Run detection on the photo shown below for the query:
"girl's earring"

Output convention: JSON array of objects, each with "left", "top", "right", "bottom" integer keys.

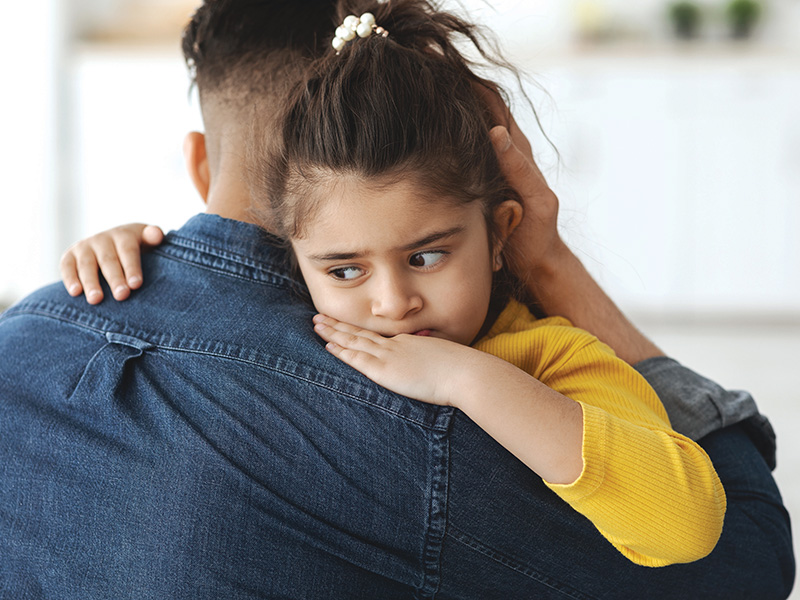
[{"left": 493, "top": 253, "right": 504, "bottom": 271}]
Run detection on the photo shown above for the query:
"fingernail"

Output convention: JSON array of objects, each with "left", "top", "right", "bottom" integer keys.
[
  {"left": 114, "top": 285, "right": 128, "bottom": 297},
  {"left": 88, "top": 290, "right": 102, "bottom": 302},
  {"left": 68, "top": 283, "right": 81, "bottom": 295},
  {"left": 128, "top": 276, "right": 142, "bottom": 287}
]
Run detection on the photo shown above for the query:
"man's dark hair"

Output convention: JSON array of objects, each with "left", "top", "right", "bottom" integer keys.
[{"left": 181, "top": 0, "right": 338, "bottom": 100}]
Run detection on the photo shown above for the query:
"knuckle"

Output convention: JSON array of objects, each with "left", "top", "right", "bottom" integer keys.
[
  {"left": 116, "top": 237, "right": 138, "bottom": 250},
  {"left": 87, "top": 234, "right": 106, "bottom": 245},
  {"left": 76, "top": 256, "right": 96, "bottom": 269},
  {"left": 97, "top": 252, "right": 118, "bottom": 265}
]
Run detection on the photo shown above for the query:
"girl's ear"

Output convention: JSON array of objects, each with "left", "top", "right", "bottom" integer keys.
[
  {"left": 491, "top": 200, "right": 523, "bottom": 271},
  {"left": 183, "top": 131, "right": 210, "bottom": 203}
]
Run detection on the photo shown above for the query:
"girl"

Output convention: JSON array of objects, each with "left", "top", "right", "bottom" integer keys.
[{"left": 61, "top": 0, "right": 724, "bottom": 567}]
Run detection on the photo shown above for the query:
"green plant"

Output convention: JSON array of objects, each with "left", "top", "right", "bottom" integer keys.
[
  {"left": 668, "top": 1, "right": 703, "bottom": 39},
  {"left": 726, "top": 0, "right": 762, "bottom": 37}
]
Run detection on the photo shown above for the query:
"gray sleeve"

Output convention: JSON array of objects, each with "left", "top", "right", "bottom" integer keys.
[{"left": 634, "top": 356, "right": 776, "bottom": 469}]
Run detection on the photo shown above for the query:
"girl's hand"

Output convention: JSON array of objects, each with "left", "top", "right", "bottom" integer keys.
[
  {"left": 60, "top": 224, "right": 164, "bottom": 304},
  {"left": 312, "top": 314, "right": 474, "bottom": 407},
  {"left": 313, "top": 312, "right": 584, "bottom": 485}
]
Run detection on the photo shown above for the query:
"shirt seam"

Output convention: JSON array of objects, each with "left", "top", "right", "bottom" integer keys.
[
  {"left": 151, "top": 247, "right": 293, "bottom": 287},
  {"left": 1, "top": 305, "right": 450, "bottom": 432},
  {"left": 446, "top": 525, "right": 599, "bottom": 600},
  {"left": 158, "top": 230, "right": 295, "bottom": 280}
]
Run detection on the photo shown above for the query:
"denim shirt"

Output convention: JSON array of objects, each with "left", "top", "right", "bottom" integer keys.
[
  {"left": 0, "top": 214, "right": 458, "bottom": 598},
  {"left": 0, "top": 214, "right": 791, "bottom": 600}
]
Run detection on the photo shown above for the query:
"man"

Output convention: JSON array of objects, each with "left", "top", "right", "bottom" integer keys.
[{"left": 0, "top": 1, "right": 793, "bottom": 598}]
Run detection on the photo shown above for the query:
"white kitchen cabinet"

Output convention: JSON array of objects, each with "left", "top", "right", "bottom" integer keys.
[
  {"left": 518, "top": 50, "right": 800, "bottom": 316},
  {"left": 68, "top": 44, "right": 800, "bottom": 317}
]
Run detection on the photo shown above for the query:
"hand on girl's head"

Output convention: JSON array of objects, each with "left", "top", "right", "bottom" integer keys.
[
  {"left": 60, "top": 223, "right": 164, "bottom": 304},
  {"left": 488, "top": 122, "right": 561, "bottom": 280},
  {"left": 474, "top": 82, "right": 535, "bottom": 161},
  {"left": 477, "top": 84, "right": 562, "bottom": 278}
]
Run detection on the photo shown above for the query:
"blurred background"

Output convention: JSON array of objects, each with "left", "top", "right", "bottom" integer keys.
[{"left": 1, "top": 0, "right": 798, "bottom": 588}]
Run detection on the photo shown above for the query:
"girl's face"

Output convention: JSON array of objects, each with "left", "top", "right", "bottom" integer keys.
[{"left": 291, "top": 177, "right": 512, "bottom": 346}]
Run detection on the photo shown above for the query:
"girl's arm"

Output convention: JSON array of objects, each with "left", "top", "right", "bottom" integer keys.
[
  {"left": 60, "top": 224, "right": 164, "bottom": 304},
  {"left": 314, "top": 313, "right": 725, "bottom": 567},
  {"left": 313, "top": 314, "right": 584, "bottom": 485}
]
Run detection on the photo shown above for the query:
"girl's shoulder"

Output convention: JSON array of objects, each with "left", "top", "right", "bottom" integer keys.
[
  {"left": 475, "top": 300, "right": 618, "bottom": 383},
  {"left": 476, "top": 299, "right": 609, "bottom": 366},
  {"left": 482, "top": 299, "right": 589, "bottom": 341}
]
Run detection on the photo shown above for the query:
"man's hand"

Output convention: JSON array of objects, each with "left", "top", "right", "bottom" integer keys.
[
  {"left": 479, "top": 84, "right": 565, "bottom": 287},
  {"left": 489, "top": 124, "right": 565, "bottom": 285},
  {"left": 483, "top": 88, "right": 662, "bottom": 364}
]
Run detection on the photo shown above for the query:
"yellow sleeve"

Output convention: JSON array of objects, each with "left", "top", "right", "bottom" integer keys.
[
  {"left": 476, "top": 311, "right": 726, "bottom": 567},
  {"left": 540, "top": 330, "right": 725, "bottom": 567}
]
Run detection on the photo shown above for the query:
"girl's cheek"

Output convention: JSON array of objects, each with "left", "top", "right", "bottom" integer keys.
[{"left": 315, "top": 292, "right": 362, "bottom": 325}]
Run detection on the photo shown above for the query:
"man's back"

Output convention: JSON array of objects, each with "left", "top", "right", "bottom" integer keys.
[
  {"left": 0, "top": 214, "right": 454, "bottom": 598},
  {"left": 1, "top": 214, "right": 793, "bottom": 599}
]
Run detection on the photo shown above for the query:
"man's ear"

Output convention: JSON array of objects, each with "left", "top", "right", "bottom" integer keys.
[
  {"left": 492, "top": 200, "right": 523, "bottom": 271},
  {"left": 183, "top": 131, "right": 210, "bottom": 203}
]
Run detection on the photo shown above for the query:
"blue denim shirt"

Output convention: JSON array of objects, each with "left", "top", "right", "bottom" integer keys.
[{"left": 0, "top": 214, "right": 792, "bottom": 599}]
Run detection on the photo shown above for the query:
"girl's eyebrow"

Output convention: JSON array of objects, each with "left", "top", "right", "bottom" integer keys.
[
  {"left": 308, "top": 225, "right": 466, "bottom": 262},
  {"left": 398, "top": 225, "right": 465, "bottom": 252},
  {"left": 309, "top": 250, "right": 363, "bottom": 261}
]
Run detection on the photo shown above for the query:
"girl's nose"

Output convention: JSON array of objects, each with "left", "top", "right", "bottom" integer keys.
[{"left": 370, "top": 273, "right": 423, "bottom": 321}]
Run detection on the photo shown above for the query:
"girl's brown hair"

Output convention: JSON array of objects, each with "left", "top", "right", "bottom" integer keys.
[{"left": 255, "top": 0, "right": 527, "bottom": 249}]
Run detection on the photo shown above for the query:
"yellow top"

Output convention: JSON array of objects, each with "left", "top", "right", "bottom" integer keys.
[{"left": 474, "top": 300, "right": 726, "bottom": 567}]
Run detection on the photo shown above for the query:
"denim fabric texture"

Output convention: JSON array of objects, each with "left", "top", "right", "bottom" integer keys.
[{"left": 0, "top": 214, "right": 794, "bottom": 599}]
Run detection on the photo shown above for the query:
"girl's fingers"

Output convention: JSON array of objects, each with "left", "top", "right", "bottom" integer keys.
[
  {"left": 141, "top": 224, "right": 165, "bottom": 247},
  {"left": 59, "top": 223, "right": 163, "bottom": 303},
  {"left": 112, "top": 223, "right": 163, "bottom": 290},
  {"left": 322, "top": 340, "right": 372, "bottom": 366},
  {"left": 313, "top": 315, "right": 383, "bottom": 340},
  {"left": 73, "top": 247, "right": 104, "bottom": 304},
  {"left": 114, "top": 233, "right": 145, "bottom": 289},
  {"left": 59, "top": 252, "right": 83, "bottom": 297},
  {"left": 313, "top": 322, "right": 378, "bottom": 353},
  {"left": 314, "top": 323, "right": 380, "bottom": 373},
  {"left": 312, "top": 315, "right": 387, "bottom": 350},
  {"left": 89, "top": 237, "right": 130, "bottom": 301}
]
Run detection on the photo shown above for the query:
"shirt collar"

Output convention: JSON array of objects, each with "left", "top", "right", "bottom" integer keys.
[{"left": 166, "top": 213, "right": 298, "bottom": 283}]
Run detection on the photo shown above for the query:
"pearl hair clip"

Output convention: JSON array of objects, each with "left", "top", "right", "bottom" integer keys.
[{"left": 332, "top": 12, "right": 389, "bottom": 53}]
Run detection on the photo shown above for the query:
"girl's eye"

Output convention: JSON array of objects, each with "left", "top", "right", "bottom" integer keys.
[
  {"left": 409, "top": 250, "right": 447, "bottom": 269},
  {"left": 328, "top": 266, "right": 364, "bottom": 281}
]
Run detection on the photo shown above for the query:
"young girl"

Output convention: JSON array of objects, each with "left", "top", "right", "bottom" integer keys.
[{"left": 61, "top": 0, "right": 724, "bottom": 567}]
